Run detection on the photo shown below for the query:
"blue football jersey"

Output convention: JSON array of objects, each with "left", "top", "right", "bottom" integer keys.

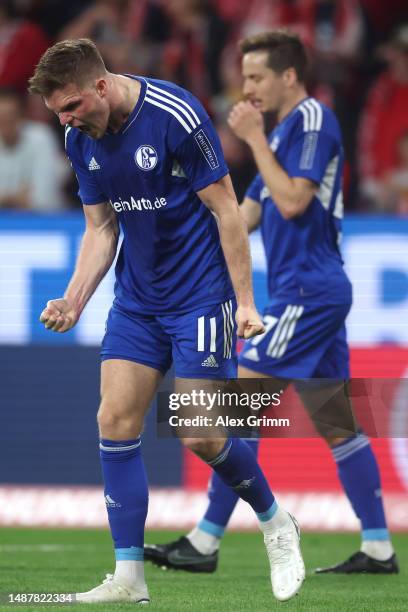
[
  {"left": 65, "top": 76, "right": 234, "bottom": 314},
  {"left": 246, "top": 97, "right": 352, "bottom": 304}
]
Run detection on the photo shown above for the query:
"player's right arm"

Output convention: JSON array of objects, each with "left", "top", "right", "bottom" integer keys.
[
  {"left": 40, "top": 202, "right": 119, "bottom": 332},
  {"left": 240, "top": 197, "right": 262, "bottom": 233},
  {"left": 229, "top": 102, "right": 317, "bottom": 219}
]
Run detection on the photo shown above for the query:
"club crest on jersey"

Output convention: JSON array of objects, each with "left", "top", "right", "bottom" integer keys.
[{"left": 135, "top": 145, "right": 158, "bottom": 170}]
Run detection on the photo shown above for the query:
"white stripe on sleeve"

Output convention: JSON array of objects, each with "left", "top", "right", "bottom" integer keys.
[
  {"left": 299, "top": 104, "right": 310, "bottom": 132},
  {"left": 309, "top": 98, "right": 323, "bottom": 131},
  {"left": 146, "top": 87, "right": 198, "bottom": 130},
  {"left": 145, "top": 96, "right": 193, "bottom": 133},
  {"left": 147, "top": 83, "right": 201, "bottom": 125},
  {"left": 304, "top": 100, "right": 317, "bottom": 131}
]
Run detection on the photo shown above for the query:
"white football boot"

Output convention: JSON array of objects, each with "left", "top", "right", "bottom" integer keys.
[
  {"left": 76, "top": 574, "right": 150, "bottom": 604},
  {"left": 264, "top": 513, "right": 305, "bottom": 601}
]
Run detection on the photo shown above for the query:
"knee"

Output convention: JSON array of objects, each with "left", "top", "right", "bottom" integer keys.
[
  {"left": 97, "top": 401, "right": 143, "bottom": 439},
  {"left": 181, "top": 437, "right": 225, "bottom": 460},
  {"left": 97, "top": 404, "right": 120, "bottom": 431}
]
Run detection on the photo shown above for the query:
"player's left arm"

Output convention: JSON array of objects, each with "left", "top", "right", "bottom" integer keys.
[
  {"left": 167, "top": 96, "right": 264, "bottom": 339},
  {"left": 197, "top": 175, "right": 264, "bottom": 339},
  {"left": 228, "top": 101, "right": 317, "bottom": 220}
]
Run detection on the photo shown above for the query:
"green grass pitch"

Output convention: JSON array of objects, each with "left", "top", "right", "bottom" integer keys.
[{"left": 0, "top": 529, "right": 407, "bottom": 611}]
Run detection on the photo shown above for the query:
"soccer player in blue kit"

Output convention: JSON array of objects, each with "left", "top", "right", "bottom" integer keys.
[
  {"left": 29, "top": 38, "right": 305, "bottom": 603},
  {"left": 145, "top": 31, "right": 399, "bottom": 576}
]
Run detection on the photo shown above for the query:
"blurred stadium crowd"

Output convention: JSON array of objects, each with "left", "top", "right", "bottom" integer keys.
[{"left": 0, "top": 0, "right": 408, "bottom": 213}]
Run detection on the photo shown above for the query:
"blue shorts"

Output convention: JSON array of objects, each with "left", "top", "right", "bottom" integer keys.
[
  {"left": 238, "top": 300, "right": 351, "bottom": 379},
  {"left": 101, "top": 299, "right": 237, "bottom": 379}
]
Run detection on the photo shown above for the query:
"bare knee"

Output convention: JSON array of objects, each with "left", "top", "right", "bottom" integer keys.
[
  {"left": 97, "top": 401, "right": 143, "bottom": 440},
  {"left": 98, "top": 359, "right": 161, "bottom": 440},
  {"left": 181, "top": 437, "right": 225, "bottom": 461}
]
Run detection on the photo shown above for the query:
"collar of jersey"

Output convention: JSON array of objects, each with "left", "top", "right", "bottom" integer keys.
[
  {"left": 278, "top": 95, "right": 311, "bottom": 127},
  {"left": 119, "top": 75, "right": 147, "bottom": 133}
]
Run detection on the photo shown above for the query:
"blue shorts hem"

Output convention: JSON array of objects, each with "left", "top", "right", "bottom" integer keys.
[
  {"left": 100, "top": 353, "right": 169, "bottom": 375},
  {"left": 238, "top": 355, "right": 348, "bottom": 379},
  {"left": 238, "top": 357, "right": 286, "bottom": 378},
  {"left": 175, "top": 370, "right": 237, "bottom": 380}
]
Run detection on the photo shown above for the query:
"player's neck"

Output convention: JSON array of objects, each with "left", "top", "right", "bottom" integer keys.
[
  {"left": 277, "top": 88, "right": 308, "bottom": 123},
  {"left": 108, "top": 74, "right": 141, "bottom": 133}
]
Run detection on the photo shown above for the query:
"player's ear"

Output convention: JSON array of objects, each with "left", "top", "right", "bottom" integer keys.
[
  {"left": 282, "top": 67, "right": 297, "bottom": 88},
  {"left": 95, "top": 78, "right": 108, "bottom": 98}
]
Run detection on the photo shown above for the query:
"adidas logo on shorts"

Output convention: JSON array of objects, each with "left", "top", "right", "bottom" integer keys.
[{"left": 201, "top": 355, "right": 219, "bottom": 367}]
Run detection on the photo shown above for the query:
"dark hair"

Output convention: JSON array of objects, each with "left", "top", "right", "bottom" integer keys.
[
  {"left": 239, "top": 30, "right": 307, "bottom": 82},
  {"left": 28, "top": 38, "right": 107, "bottom": 97}
]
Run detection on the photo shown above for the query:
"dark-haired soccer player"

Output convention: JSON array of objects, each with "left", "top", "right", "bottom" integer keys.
[
  {"left": 145, "top": 30, "right": 398, "bottom": 576},
  {"left": 31, "top": 38, "right": 305, "bottom": 603}
]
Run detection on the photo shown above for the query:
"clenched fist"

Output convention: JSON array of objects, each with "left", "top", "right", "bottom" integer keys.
[
  {"left": 236, "top": 304, "right": 265, "bottom": 339},
  {"left": 39, "top": 298, "right": 79, "bottom": 333},
  {"left": 228, "top": 101, "right": 264, "bottom": 145}
]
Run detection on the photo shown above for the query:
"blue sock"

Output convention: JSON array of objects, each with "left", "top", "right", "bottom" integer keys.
[
  {"left": 207, "top": 438, "right": 276, "bottom": 521},
  {"left": 199, "top": 439, "right": 260, "bottom": 537},
  {"left": 100, "top": 438, "right": 148, "bottom": 561},
  {"left": 332, "top": 433, "right": 389, "bottom": 541}
]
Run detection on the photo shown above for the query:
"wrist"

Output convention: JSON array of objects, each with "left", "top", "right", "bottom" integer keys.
[
  {"left": 246, "top": 130, "right": 268, "bottom": 151},
  {"left": 236, "top": 295, "right": 256, "bottom": 309},
  {"left": 63, "top": 293, "right": 82, "bottom": 318}
]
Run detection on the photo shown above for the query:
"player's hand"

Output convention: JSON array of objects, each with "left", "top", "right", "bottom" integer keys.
[
  {"left": 39, "top": 298, "right": 79, "bottom": 333},
  {"left": 236, "top": 305, "right": 265, "bottom": 339},
  {"left": 228, "top": 101, "right": 264, "bottom": 144}
]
